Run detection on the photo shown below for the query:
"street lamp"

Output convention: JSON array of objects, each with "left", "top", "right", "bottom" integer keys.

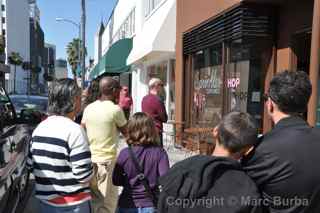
[{"left": 56, "top": 17, "right": 82, "bottom": 85}]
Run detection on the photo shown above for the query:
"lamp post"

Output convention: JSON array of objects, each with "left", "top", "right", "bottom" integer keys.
[
  {"left": 56, "top": 18, "right": 82, "bottom": 85},
  {"left": 81, "top": 0, "right": 86, "bottom": 89}
]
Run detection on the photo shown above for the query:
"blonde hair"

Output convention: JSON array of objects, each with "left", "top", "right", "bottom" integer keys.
[{"left": 126, "top": 112, "right": 159, "bottom": 146}]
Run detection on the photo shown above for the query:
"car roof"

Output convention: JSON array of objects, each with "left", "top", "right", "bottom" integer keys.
[{"left": 9, "top": 95, "right": 48, "bottom": 100}]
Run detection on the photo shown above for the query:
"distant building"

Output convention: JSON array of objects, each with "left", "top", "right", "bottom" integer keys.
[
  {"left": 29, "top": 0, "right": 40, "bottom": 23},
  {"left": 1, "top": 0, "right": 31, "bottom": 94},
  {"left": 29, "top": 16, "right": 44, "bottom": 94},
  {"left": 44, "top": 43, "right": 56, "bottom": 79},
  {"left": 55, "top": 59, "right": 68, "bottom": 79}
]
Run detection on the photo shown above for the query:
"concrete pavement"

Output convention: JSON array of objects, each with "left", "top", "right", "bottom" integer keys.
[{"left": 20, "top": 137, "right": 192, "bottom": 213}]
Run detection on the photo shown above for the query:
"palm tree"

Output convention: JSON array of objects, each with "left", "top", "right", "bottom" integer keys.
[
  {"left": 66, "top": 38, "right": 86, "bottom": 83},
  {"left": 8, "top": 52, "right": 23, "bottom": 94}
]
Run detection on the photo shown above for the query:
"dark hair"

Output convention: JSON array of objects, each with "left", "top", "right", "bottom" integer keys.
[
  {"left": 84, "top": 78, "right": 100, "bottom": 107},
  {"left": 126, "top": 112, "right": 159, "bottom": 146},
  {"left": 48, "top": 78, "right": 81, "bottom": 116},
  {"left": 99, "top": 77, "right": 121, "bottom": 96},
  {"left": 269, "top": 70, "right": 312, "bottom": 114},
  {"left": 217, "top": 112, "right": 258, "bottom": 153}
]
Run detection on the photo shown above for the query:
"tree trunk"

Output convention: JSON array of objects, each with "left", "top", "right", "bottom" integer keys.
[{"left": 73, "top": 70, "right": 78, "bottom": 86}]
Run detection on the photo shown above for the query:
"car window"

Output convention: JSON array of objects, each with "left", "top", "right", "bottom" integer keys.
[
  {"left": 0, "top": 87, "right": 9, "bottom": 102},
  {"left": 10, "top": 97, "right": 48, "bottom": 113}
]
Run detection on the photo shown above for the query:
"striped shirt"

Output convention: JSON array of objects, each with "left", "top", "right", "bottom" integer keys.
[{"left": 27, "top": 115, "right": 93, "bottom": 207}]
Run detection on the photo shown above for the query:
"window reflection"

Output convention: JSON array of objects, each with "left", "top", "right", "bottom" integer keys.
[
  {"left": 192, "top": 45, "right": 223, "bottom": 128},
  {"left": 226, "top": 41, "right": 265, "bottom": 129}
]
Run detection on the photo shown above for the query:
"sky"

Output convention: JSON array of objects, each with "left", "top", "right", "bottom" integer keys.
[{"left": 37, "top": 0, "right": 117, "bottom": 63}]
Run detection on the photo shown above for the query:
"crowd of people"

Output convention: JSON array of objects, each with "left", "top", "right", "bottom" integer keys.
[{"left": 26, "top": 70, "right": 320, "bottom": 213}]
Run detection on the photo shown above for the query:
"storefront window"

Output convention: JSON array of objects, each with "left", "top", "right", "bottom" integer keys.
[
  {"left": 147, "top": 60, "right": 175, "bottom": 120},
  {"left": 192, "top": 45, "right": 223, "bottom": 128},
  {"left": 225, "top": 40, "right": 265, "bottom": 129},
  {"left": 147, "top": 62, "right": 167, "bottom": 102}
]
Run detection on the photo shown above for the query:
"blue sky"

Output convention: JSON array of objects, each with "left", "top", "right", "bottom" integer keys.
[{"left": 38, "top": 0, "right": 117, "bottom": 62}]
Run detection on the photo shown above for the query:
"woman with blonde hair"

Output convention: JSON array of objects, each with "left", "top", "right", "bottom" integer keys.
[{"left": 113, "top": 112, "right": 169, "bottom": 213}]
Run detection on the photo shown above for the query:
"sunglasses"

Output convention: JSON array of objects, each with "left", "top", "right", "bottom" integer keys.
[
  {"left": 263, "top": 94, "right": 270, "bottom": 102},
  {"left": 263, "top": 93, "right": 276, "bottom": 102}
]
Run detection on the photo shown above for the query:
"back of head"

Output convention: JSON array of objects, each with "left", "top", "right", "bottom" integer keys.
[
  {"left": 148, "top": 78, "right": 163, "bottom": 90},
  {"left": 269, "top": 70, "right": 312, "bottom": 114},
  {"left": 217, "top": 112, "right": 258, "bottom": 154},
  {"left": 48, "top": 78, "right": 81, "bottom": 116},
  {"left": 99, "top": 77, "right": 121, "bottom": 96},
  {"left": 126, "top": 112, "right": 159, "bottom": 146}
]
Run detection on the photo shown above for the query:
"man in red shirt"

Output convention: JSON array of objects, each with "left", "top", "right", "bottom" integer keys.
[
  {"left": 119, "top": 86, "right": 133, "bottom": 120},
  {"left": 142, "top": 78, "right": 168, "bottom": 146}
]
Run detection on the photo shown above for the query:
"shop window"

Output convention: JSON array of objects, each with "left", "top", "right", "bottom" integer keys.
[
  {"left": 192, "top": 45, "right": 223, "bottom": 128},
  {"left": 147, "top": 62, "right": 167, "bottom": 102},
  {"left": 225, "top": 40, "right": 266, "bottom": 129}
]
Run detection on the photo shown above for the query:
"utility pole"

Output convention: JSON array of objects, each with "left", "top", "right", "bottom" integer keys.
[{"left": 81, "top": 0, "right": 86, "bottom": 89}]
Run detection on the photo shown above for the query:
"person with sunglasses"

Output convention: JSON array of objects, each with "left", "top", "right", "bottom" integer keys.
[
  {"left": 242, "top": 70, "right": 320, "bottom": 213},
  {"left": 119, "top": 86, "right": 133, "bottom": 120}
]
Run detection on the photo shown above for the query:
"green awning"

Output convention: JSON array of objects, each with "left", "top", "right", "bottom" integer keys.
[{"left": 89, "top": 38, "right": 133, "bottom": 80}]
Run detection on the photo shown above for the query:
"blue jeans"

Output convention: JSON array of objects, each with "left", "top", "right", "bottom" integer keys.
[
  {"left": 117, "top": 207, "right": 155, "bottom": 213},
  {"left": 39, "top": 200, "right": 91, "bottom": 213}
]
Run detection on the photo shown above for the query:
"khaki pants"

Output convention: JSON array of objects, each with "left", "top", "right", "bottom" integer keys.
[{"left": 90, "top": 160, "right": 118, "bottom": 213}]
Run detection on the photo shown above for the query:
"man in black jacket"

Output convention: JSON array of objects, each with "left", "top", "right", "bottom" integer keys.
[
  {"left": 242, "top": 70, "right": 320, "bottom": 213},
  {"left": 158, "top": 112, "right": 262, "bottom": 213}
]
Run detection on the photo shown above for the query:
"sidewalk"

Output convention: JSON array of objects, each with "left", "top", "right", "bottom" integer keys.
[{"left": 22, "top": 138, "right": 191, "bottom": 213}]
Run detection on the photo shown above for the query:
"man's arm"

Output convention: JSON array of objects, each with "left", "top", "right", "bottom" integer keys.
[
  {"left": 114, "top": 107, "right": 128, "bottom": 136},
  {"left": 80, "top": 108, "right": 87, "bottom": 131},
  {"left": 81, "top": 123, "right": 86, "bottom": 131}
]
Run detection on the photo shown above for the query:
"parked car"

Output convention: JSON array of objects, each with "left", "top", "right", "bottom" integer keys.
[
  {"left": 0, "top": 88, "right": 32, "bottom": 213},
  {"left": 9, "top": 95, "right": 48, "bottom": 124}
]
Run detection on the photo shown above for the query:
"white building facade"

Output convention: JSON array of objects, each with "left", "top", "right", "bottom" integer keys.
[
  {"left": 94, "top": 0, "right": 176, "bottom": 120},
  {"left": 2, "top": 0, "right": 30, "bottom": 94}
]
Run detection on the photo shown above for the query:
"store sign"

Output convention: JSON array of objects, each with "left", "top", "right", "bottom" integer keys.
[
  {"left": 227, "top": 77, "right": 240, "bottom": 88},
  {"left": 195, "top": 67, "right": 221, "bottom": 94}
]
